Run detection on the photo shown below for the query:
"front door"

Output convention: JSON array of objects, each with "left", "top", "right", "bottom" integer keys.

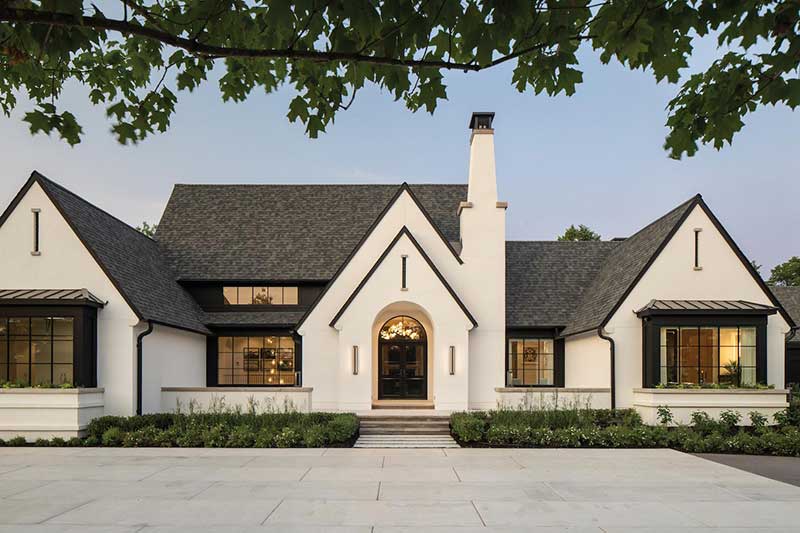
[{"left": 378, "top": 342, "right": 427, "bottom": 399}]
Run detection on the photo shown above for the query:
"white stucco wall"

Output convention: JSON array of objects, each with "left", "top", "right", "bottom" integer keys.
[
  {"left": 564, "top": 331, "right": 611, "bottom": 389},
  {"left": 333, "top": 234, "right": 473, "bottom": 411},
  {"left": 606, "top": 204, "right": 791, "bottom": 408},
  {"left": 0, "top": 181, "right": 140, "bottom": 415},
  {"left": 141, "top": 323, "right": 206, "bottom": 414}
]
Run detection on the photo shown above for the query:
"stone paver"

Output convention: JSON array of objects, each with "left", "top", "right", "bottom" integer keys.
[{"left": 0, "top": 448, "right": 798, "bottom": 531}]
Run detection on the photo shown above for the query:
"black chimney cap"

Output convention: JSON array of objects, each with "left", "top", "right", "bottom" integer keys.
[{"left": 469, "top": 112, "right": 495, "bottom": 130}]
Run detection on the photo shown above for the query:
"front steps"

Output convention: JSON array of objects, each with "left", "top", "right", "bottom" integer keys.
[{"left": 354, "top": 413, "right": 459, "bottom": 448}]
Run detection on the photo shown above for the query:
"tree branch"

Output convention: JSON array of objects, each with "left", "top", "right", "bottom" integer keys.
[{"left": 0, "top": 7, "right": 591, "bottom": 72}]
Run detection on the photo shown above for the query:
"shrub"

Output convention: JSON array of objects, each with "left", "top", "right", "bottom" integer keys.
[
  {"left": 450, "top": 413, "right": 486, "bottom": 443},
  {"left": 274, "top": 427, "right": 301, "bottom": 448},
  {"left": 719, "top": 410, "right": 742, "bottom": 434},
  {"left": 255, "top": 428, "right": 277, "bottom": 447},
  {"left": 49, "top": 437, "right": 67, "bottom": 447},
  {"left": 101, "top": 427, "right": 123, "bottom": 447},
  {"left": 656, "top": 406, "right": 674, "bottom": 426},
  {"left": 226, "top": 425, "right": 256, "bottom": 448},
  {"left": 749, "top": 411, "right": 768, "bottom": 430},
  {"left": 303, "top": 425, "right": 327, "bottom": 448},
  {"left": 7, "top": 436, "right": 26, "bottom": 447},
  {"left": 122, "top": 426, "right": 165, "bottom": 447}
]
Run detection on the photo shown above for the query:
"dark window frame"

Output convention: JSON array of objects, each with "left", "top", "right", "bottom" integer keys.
[
  {"left": 694, "top": 228, "right": 701, "bottom": 268},
  {"left": 505, "top": 328, "right": 565, "bottom": 387},
  {"left": 401, "top": 255, "right": 408, "bottom": 290},
  {"left": 0, "top": 306, "right": 97, "bottom": 387},
  {"left": 32, "top": 209, "right": 40, "bottom": 255},
  {"left": 207, "top": 328, "right": 302, "bottom": 387},
  {"left": 221, "top": 285, "right": 300, "bottom": 307},
  {"left": 642, "top": 315, "right": 767, "bottom": 388}
]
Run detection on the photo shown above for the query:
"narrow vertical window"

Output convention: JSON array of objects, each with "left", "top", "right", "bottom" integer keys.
[
  {"left": 401, "top": 255, "right": 408, "bottom": 290},
  {"left": 693, "top": 228, "right": 702, "bottom": 270},
  {"left": 31, "top": 208, "right": 41, "bottom": 255}
]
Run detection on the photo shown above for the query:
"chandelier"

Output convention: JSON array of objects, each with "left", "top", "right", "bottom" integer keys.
[{"left": 380, "top": 316, "right": 423, "bottom": 340}]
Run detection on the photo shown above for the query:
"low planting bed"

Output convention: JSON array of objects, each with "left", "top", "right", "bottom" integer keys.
[
  {"left": 0, "top": 411, "right": 359, "bottom": 448},
  {"left": 451, "top": 400, "right": 800, "bottom": 456}
]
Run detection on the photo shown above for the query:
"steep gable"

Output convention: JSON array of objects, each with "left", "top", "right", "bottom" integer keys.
[{"left": 0, "top": 172, "right": 209, "bottom": 335}]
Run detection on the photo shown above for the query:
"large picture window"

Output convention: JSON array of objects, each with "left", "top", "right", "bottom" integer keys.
[
  {"left": 0, "top": 317, "right": 74, "bottom": 386},
  {"left": 660, "top": 326, "right": 757, "bottom": 386},
  {"left": 507, "top": 338, "right": 554, "bottom": 386},
  {"left": 217, "top": 335, "right": 297, "bottom": 385}
]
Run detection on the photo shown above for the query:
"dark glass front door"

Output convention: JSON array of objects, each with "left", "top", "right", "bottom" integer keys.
[{"left": 378, "top": 342, "right": 427, "bottom": 399}]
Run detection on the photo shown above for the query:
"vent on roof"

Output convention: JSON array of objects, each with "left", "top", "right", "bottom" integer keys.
[{"left": 611, "top": 237, "right": 627, "bottom": 241}]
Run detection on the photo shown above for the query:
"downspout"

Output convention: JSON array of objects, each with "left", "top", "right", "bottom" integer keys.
[
  {"left": 136, "top": 321, "right": 154, "bottom": 416},
  {"left": 598, "top": 327, "right": 616, "bottom": 409}
]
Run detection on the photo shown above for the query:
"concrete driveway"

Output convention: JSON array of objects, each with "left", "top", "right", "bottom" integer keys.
[{"left": 0, "top": 447, "right": 798, "bottom": 532}]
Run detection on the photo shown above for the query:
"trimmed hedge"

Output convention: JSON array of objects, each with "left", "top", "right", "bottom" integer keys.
[
  {"left": 0, "top": 412, "right": 359, "bottom": 448},
  {"left": 451, "top": 403, "right": 800, "bottom": 456}
]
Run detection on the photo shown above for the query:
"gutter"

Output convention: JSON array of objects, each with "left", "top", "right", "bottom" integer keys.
[
  {"left": 598, "top": 327, "right": 616, "bottom": 409},
  {"left": 136, "top": 321, "right": 154, "bottom": 416}
]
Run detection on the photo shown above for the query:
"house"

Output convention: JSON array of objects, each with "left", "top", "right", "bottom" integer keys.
[
  {"left": 0, "top": 112, "right": 796, "bottom": 437},
  {"left": 773, "top": 286, "right": 800, "bottom": 387}
]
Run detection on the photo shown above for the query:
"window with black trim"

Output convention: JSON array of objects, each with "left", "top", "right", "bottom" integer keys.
[
  {"left": 217, "top": 335, "right": 297, "bottom": 385},
  {"left": 222, "top": 286, "right": 299, "bottom": 305},
  {"left": 660, "top": 326, "right": 757, "bottom": 386},
  {"left": 0, "top": 317, "right": 73, "bottom": 385},
  {"left": 507, "top": 338, "right": 555, "bottom": 386}
]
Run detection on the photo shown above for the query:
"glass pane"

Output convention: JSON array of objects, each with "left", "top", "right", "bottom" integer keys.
[
  {"left": 31, "top": 364, "right": 51, "bottom": 386},
  {"left": 52, "top": 364, "right": 72, "bottom": 385},
  {"left": 720, "top": 346, "right": 738, "bottom": 374},
  {"left": 253, "top": 287, "right": 270, "bottom": 304},
  {"left": 279, "top": 336, "right": 294, "bottom": 350},
  {"left": 223, "top": 287, "right": 237, "bottom": 305},
  {"left": 699, "top": 345, "right": 718, "bottom": 370},
  {"left": 0, "top": 335, "right": 6, "bottom": 364},
  {"left": 540, "top": 339, "right": 554, "bottom": 355},
  {"left": 740, "top": 327, "right": 756, "bottom": 347},
  {"left": 268, "top": 287, "right": 283, "bottom": 305},
  {"left": 9, "top": 318, "right": 29, "bottom": 336},
  {"left": 31, "top": 338, "right": 52, "bottom": 363},
  {"left": 218, "top": 337, "right": 232, "bottom": 353},
  {"left": 700, "top": 366, "right": 719, "bottom": 384},
  {"left": 9, "top": 364, "right": 29, "bottom": 384},
  {"left": 283, "top": 287, "right": 298, "bottom": 305},
  {"left": 218, "top": 352, "right": 232, "bottom": 369},
  {"left": 741, "top": 366, "right": 757, "bottom": 386},
  {"left": 0, "top": 365, "right": 6, "bottom": 382},
  {"left": 680, "top": 327, "right": 699, "bottom": 347},
  {"left": 0, "top": 318, "right": 7, "bottom": 337},
  {"left": 539, "top": 369, "right": 554, "bottom": 385},
  {"left": 238, "top": 287, "right": 253, "bottom": 305},
  {"left": 379, "top": 316, "right": 426, "bottom": 341},
  {"left": 52, "top": 317, "right": 73, "bottom": 337},
  {"left": 740, "top": 346, "right": 756, "bottom": 367},
  {"left": 719, "top": 328, "right": 738, "bottom": 347},
  {"left": 248, "top": 337, "right": 264, "bottom": 349},
  {"left": 233, "top": 337, "right": 247, "bottom": 353},
  {"left": 218, "top": 369, "right": 232, "bottom": 384},
  {"left": 10, "top": 340, "right": 29, "bottom": 363},
  {"left": 680, "top": 345, "right": 698, "bottom": 369},
  {"left": 31, "top": 317, "right": 52, "bottom": 336},
  {"left": 699, "top": 327, "right": 717, "bottom": 347}
]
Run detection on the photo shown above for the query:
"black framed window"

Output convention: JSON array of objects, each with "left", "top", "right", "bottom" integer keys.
[
  {"left": 223, "top": 286, "right": 299, "bottom": 305},
  {"left": 660, "top": 326, "right": 757, "bottom": 386},
  {"left": 0, "top": 316, "right": 74, "bottom": 386},
  {"left": 505, "top": 331, "right": 565, "bottom": 387},
  {"left": 643, "top": 316, "right": 767, "bottom": 387},
  {"left": 217, "top": 335, "right": 297, "bottom": 386}
]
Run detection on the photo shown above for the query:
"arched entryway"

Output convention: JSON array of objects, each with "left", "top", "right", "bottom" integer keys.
[{"left": 377, "top": 315, "right": 427, "bottom": 399}]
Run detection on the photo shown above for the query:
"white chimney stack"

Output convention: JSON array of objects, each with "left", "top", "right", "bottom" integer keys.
[{"left": 466, "top": 112, "right": 497, "bottom": 205}]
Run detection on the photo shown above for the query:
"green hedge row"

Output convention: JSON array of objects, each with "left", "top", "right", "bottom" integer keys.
[
  {"left": 0, "top": 412, "right": 359, "bottom": 448},
  {"left": 451, "top": 404, "right": 800, "bottom": 456}
]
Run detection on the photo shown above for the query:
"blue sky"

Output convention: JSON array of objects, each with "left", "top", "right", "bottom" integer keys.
[{"left": 2, "top": 38, "right": 798, "bottom": 273}]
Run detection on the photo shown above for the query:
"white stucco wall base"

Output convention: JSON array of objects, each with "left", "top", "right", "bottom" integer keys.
[
  {"left": 495, "top": 388, "right": 612, "bottom": 410},
  {"left": 141, "top": 324, "right": 206, "bottom": 414},
  {"left": 161, "top": 387, "right": 313, "bottom": 413},
  {"left": 633, "top": 388, "right": 789, "bottom": 425},
  {"left": 0, "top": 388, "right": 104, "bottom": 440}
]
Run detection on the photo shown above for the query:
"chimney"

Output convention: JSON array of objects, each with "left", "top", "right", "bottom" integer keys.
[{"left": 466, "top": 112, "right": 497, "bottom": 205}]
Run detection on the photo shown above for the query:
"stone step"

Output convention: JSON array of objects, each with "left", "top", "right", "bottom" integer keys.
[
  {"left": 360, "top": 421, "right": 449, "bottom": 428},
  {"left": 360, "top": 428, "right": 450, "bottom": 435},
  {"left": 354, "top": 434, "right": 460, "bottom": 448}
]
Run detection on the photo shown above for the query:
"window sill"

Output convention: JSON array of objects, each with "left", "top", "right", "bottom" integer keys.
[
  {"left": 634, "top": 387, "right": 787, "bottom": 394},
  {"left": 163, "top": 386, "right": 312, "bottom": 393},
  {"left": 495, "top": 387, "right": 610, "bottom": 393}
]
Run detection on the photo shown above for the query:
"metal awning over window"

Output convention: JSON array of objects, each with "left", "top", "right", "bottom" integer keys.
[
  {"left": 0, "top": 289, "right": 105, "bottom": 308},
  {"left": 635, "top": 299, "right": 777, "bottom": 318}
]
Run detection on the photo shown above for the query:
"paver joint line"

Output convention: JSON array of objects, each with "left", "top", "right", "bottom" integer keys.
[
  {"left": 470, "top": 499, "right": 487, "bottom": 527},
  {"left": 260, "top": 498, "right": 284, "bottom": 525},
  {"left": 38, "top": 498, "right": 96, "bottom": 525}
]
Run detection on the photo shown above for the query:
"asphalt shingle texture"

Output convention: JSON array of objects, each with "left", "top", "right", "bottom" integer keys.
[
  {"left": 506, "top": 241, "right": 619, "bottom": 328},
  {"left": 155, "top": 184, "right": 467, "bottom": 281},
  {"left": 37, "top": 174, "right": 209, "bottom": 334},
  {"left": 560, "top": 195, "right": 700, "bottom": 336},
  {"left": 203, "top": 311, "right": 306, "bottom": 327},
  {"left": 773, "top": 286, "right": 800, "bottom": 344}
]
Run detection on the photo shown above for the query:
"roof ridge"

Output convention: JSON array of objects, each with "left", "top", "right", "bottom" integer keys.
[
  {"left": 32, "top": 171, "right": 157, "bottom": 245},
  {"left": 170, "top": 182, "right": 466, "bottom": 187},
  {"left": 621, "top": 194, "right": 701, "bottom": 243}
]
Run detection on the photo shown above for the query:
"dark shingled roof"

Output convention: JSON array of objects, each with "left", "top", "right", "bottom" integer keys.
[
  {"left": 27, "top": 173, "right": 209, "bottom": 334},
  {"left": 156, "top": 184, "right": 467, "bottom": 281},
  {"left": 204, "top": 311, "right": 306, "bottom": 327},
  {"left": 506, "top": 241, "right": 619, "bottom": 328},
  {"left": 773, "top": 286, "right": 800, "bottom": 344},
  {"left": 560, "top": 195, "right": 700, "bottom": 336}
]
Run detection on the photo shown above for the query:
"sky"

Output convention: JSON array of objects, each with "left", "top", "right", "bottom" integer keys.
[{"left": 1, "top": 37, "right": 799, "bottom": 274}]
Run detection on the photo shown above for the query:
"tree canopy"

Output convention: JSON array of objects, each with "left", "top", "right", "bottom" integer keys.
[
  {"left": 769, "top": 256, "right": 800, "bottom": 286},
  {"left": 1, "top": 1, "right": 799, "bottom": 156},
  {"left": 135, "top": 221, "right": 157, "bottom": 237},
  {"left": 557, "top": 223, "right": 600, "bottom": 241}
]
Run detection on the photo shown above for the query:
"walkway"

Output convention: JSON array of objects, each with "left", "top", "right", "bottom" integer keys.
[{"left": 0, "top": 447, "right": 799, "bottom": 531}]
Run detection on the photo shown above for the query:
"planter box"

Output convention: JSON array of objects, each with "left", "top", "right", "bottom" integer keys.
[
  {"left": 161, "top": 387, "right": 314, "bottom": 413},
  {"left": 495, "top": 387, "right": 612, "bottom": 410},
  {"left": 0, "top": 388, "right": 104, "bottom": 440},
  {"left": 633, "top": 388, "right": 789, "bottom": 425}
]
